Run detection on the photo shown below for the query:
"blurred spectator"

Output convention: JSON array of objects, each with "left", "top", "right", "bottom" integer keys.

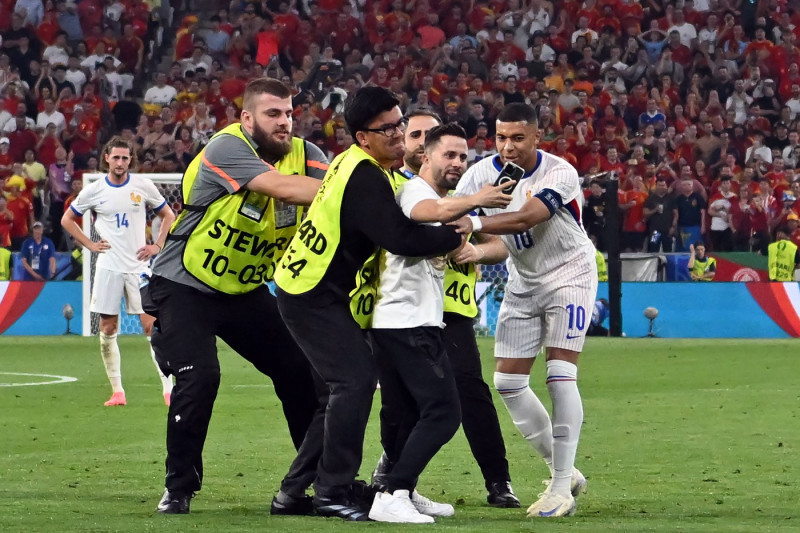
[
  {"left": 45, "top": 146, "right": 72, "bottom": 249},
  {"left": 0, "top": 137, "right": 12, "bottom": 177},
  {"left": 19, "top": 220, "right": 55, "bottom": 280},
  {"left": 112, "top": 90, "right": 143, "bottom": 132},
  {"left": 4, "top": 175, "right": 33, "bottom": 250},
  {"left": 144, "top": 72, "right": 177, "bottom": 108},
  {"left": 65, "top": 55, "right": 86, "bottom": 96},
  {"left": 117, "top": 24, "right": 144, "bottom": 76},
  {"left": 708, "top": 176, "right": 735, "bottom": 251},
  {"left": 21, "top": 147, "right": 46, "bottom": 217},
  {"left": 15, "top": 0, "right": 44, "bottom": 28},
  {"left": 584, "top": 179, "right": 608, "bottom": 251},
  {"left": 35, "top": 121, "right": 61, "bottom": 168},
  {"left": 62, "top": 175, "right": 81, "bottom": 228},
  {"left": 621, "top": 174, "right": 649, "bottom": 251},
  {"left": 0, "top": 195, "right": 12, "bottom": 248},
  {"left": 644, "top": 177, "right": 677, "bottom": 253},
  {"left": 56, "top": 1, "right": 83, "bottom": 43},
  {"left": 674, "top": 177, "right": 707, "bottom": 251},
  {"left": 36, "top": 97, "right": 65, "bottom": 134}
]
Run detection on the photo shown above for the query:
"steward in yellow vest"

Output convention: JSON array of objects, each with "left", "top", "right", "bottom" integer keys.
[
  {"left": 273, "top": 87, "right": 462, "bottom": 519},
  {"left": 0, "top": 247, "right": 10, "bottom": 280},
  {"left": 146, "top": 79, "right": 326, "bottom": 515},
  {"left": 768, "top": 227, "right": 800, "bottom": 281},
  {"left": 688, "top": 242, "right": 716, "bottom": 281},
  {"left": 595, "top": 249, "right": 608, "bottom": 282}
]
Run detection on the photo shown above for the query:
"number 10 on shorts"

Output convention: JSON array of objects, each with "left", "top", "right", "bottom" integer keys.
[{"left": 565, "top": 304, "right": 586, "bottom": 338}]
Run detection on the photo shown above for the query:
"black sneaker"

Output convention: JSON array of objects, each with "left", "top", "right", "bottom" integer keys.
[
  {"left": 486, "top": 481, "right": 520, "bottom": 508},
  {"left": 348, "top": 480, "right": 379, "bottom": 508},
  {"left": 270, "top": 491, "right": 314, "bottom": 516},
  {"left": 157, "top": 489, "right": 193, "bottom": 514},
  {"left": 313, "top": 495, "right": 372, "bottom": 521},
  {"left": 370, "top": 452, "right": 393, "bottom": 492}
]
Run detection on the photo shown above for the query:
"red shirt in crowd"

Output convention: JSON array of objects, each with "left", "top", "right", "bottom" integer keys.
[{"left": 6, "top": 194, "right": 32, "bottom": 239}]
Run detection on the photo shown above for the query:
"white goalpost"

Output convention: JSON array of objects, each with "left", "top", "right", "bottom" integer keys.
[{"left": 80, "top": 173, "right": 184, "bottom": 336}]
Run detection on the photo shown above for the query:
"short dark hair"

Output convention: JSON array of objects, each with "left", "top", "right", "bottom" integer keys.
[
  {"left": 406, "top": 109, "right": 441, "bottom": 123},
  {"left": 497, "top": 102, "right": 538, "bottom": 125},
  {"left": 242, "top": 78, "right": 291, "bottom": 111},
  {"left": 344, "top": 86, "right": 399, "bottom": 137},
  {"left": 424, "top": 122, "right": 467, "bottom": 152}
]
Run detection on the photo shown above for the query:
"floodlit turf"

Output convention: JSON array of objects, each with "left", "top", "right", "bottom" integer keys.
[{"left": 1, "top": 336, "right": 799, "bottom": 532}]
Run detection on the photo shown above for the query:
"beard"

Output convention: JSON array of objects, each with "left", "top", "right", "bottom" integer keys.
[
  {"left": 252, "top": 121, "right": 292, "bottom": 161},
  {"left": 404, "top": 150, "right": 424, "bottom": 174},
  {"left": 434, "top": 169, "right": 462, "bottom": 192}
]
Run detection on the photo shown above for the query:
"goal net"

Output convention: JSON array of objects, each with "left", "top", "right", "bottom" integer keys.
[{"left": 81, "top": 173, "right": 184, "bottom": 336}]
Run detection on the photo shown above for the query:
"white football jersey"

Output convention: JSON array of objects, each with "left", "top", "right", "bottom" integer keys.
[
  {"left": 71, "top": 174, "right": 167, "bottom": 273},
  {"left": 456, "top": 152, "right": 596, "bottom": 295}
]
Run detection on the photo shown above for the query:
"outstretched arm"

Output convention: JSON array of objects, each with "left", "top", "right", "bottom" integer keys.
[
  {"left": 409, "top": 182, "right": 513, "bottom": 223},
  {"left": 452, "top": 195, "right": 552, "bottom": 235}
]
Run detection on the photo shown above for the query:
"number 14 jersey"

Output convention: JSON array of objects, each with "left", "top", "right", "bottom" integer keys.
[{"left": 70, "top": 174, "right": 166, "bottom": 273}]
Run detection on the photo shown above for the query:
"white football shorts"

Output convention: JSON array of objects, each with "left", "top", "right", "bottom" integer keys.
[
  {"left": 495, "top": 275, "right": 597, "bottom": 358},
  {"left": 90, "top": 268, "right": 143, "bottom": 316}
]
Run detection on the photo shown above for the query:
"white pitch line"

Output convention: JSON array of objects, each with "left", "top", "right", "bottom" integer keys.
[{"left": 0, "top": 372, "right": 78, "bottom": 387}]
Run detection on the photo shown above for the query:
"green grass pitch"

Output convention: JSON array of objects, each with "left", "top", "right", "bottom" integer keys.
[{"left": 1, "top": 336, "right": 799, "bottom": 532}]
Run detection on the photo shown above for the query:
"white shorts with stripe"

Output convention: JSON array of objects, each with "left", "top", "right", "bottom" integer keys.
[
  {"left": 90, "top": 268, "right": 143, "bottom": 316},
  {"left": 495, "top": 274, "right": 597, "bottom": 358}
]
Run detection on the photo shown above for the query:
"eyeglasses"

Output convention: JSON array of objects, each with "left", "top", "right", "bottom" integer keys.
[{"left": 362, "top": 118, "right": 407, "bottom": 137}]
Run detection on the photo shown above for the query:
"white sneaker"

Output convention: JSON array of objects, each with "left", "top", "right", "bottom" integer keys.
[
  {"left": 542, "top": 467, "right": 588, "bottom": 498},
  {"left": 411, "top": 490, "right": 454, "bottom": 517},
  {"left": 526, "top": 490, "right": 576, "bottom": 518},
  {"left": 369, "top": 490, "right": 435, "bottom": 524}
]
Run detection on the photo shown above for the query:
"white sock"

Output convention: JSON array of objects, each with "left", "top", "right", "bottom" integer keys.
[
  {"left": 494, "top": 372, "right": 553, "bottom": 471},
  {"left": 546, "top": 360, "right": 583, "bottom": 496},
  {"left": 147, "top": 336, "right": 173, "bottom": 395},
  {"left": 100, "top": 332, "right": 123, "bottom": 393}
]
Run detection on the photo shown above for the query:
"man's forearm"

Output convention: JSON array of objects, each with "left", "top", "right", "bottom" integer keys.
[
  {"left": 61, "top": 213, "right": 92, "bottom": 249},
  {"left": 475, "top": 197, "right": 550, "bottom": 235},
  {"left": 411, "top": 195, "right": 481, "bottom": 223}
]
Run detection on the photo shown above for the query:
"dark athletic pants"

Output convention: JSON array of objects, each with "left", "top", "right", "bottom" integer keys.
[
  {"left": 147, "top": 276, "right": 320, "bottom": 493},
  {"left": 372, "top": 326, "right": 461, "bottom": 492},
  {"left": 276, "top": 288, "right": 378, "bottom": 500},
  {"left": 379, "top": 313, "right": 511, "bottom": 487}
]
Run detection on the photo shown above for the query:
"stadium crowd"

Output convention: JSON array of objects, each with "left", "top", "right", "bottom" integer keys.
[{"left": 3, "top": 0, "right": 800, "bottom": 267}]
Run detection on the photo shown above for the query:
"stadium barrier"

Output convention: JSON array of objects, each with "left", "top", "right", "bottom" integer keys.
[{"left": 1, "top": 280, "right": 798, "bottom": 338}]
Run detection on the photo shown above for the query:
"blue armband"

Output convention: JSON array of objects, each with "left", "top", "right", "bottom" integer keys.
[{"left": 534, "top": 188, "right": 564, "bottom": 218}]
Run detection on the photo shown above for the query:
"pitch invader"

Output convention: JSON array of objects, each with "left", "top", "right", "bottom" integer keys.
[
  {"left": 453, "top": 103, "right": 596, "bottom": 518},
  {"left": 62, "top": 137, "right": 176, "bottom": 406}
]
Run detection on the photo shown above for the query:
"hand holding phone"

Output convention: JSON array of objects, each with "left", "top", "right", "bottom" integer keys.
[{"left": 494, "top": 161, "right": 525, "bottom": 194}]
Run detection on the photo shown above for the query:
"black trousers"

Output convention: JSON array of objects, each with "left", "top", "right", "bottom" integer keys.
[
  {"left": 372, "top": 326, "right": 461, "bottom": 492},
  {"left": 147, "top": 276, "right": 319, "bottom": 493},
  {"left": 378, "top": 313, "right": 511, "bottom": 486},
  {"left": 442, "top": 312, "right": 511, "bottom": 485},
  {"left": 276, "top": 288, "right": 378, "bottom": 499}
]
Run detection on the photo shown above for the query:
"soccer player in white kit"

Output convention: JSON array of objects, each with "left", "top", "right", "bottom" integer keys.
[
  {"left": 453, "top": 103, "right": 598, "bottom": 518},
  {"left": 61, "top": 137, "right": 176, "bottom": 406}
]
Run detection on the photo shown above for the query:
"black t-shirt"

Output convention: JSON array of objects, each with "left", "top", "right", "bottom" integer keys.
[
  {"left": 297, "top": 162, "right": 462, "bottom": 303},
  {"left": 674, "top": 193, "right": 706, "bottom": 226},
  {"left": 584, "top": 194, "right": 607, "bottom": 230},
  {"left": 112, "top": 100, "right": 143, "bottom": 131},
  {"left": 644, "top": 192, "right": 675, "bottom": 233}
]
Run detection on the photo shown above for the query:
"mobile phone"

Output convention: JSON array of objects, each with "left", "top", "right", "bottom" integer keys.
[{"left": 494, "top": 161, "right": 525, "bottom": 194}]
